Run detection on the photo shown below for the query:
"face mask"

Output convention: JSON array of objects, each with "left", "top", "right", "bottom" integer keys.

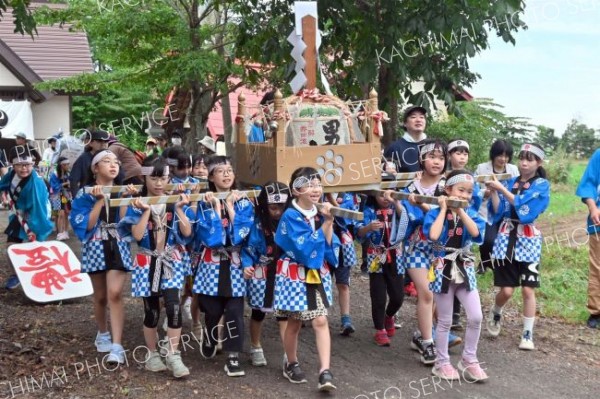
[{"left": 172, "top": 138, "right": 182, "bottom": 146}]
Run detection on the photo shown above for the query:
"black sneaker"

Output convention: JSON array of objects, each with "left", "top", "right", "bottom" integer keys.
[
  {"left": 200, "top": 340, "right": 217, "bottom": 359},
  {"left": 224, "top": 356, "right": 245, "bottom": 377},
  {"left": 451, "top": 313, "right": 463, "bottom": 331},
  {"left": 420, "top": 342, "right": 437, "bottom": 365},
  {"left": 283, "top": 362, "right": 307, "bottom": 384},
  {"left": 410, "top": 333, "right": 425, "bottom": 353},
  {"left": 318, "top": 369, "right": 337, "bottom": 392},
  {"left": 587, "top": 315, "right": 600, "bottom": 329}
]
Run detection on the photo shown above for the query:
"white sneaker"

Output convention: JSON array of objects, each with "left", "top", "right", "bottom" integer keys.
[
  {"left": 519, "top": 331, "right": 535, "bottom": 350},
  {"left": 166, "top": 351, "right": 190, "bottom": 378},
  {"left": 250, "top": 347, "right": 267, "bottom": 367},
  {"left": 95, "top": 331, "right": 112, "bottom": 353},
  {"left": 486, "top": 310, "right": 502, "bottom": 337},
  {"left": 145, "top": 351, "right": 167, "bottom": 372},
  {"left": 106, "top": 343, "right": 126, "bottom": 364}
]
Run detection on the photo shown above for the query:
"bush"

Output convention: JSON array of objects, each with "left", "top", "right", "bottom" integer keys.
[{"left": 545, "top": 147, "right": 572, "bottom": 184}]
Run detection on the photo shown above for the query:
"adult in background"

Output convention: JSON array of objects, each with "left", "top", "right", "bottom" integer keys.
[
  {"left": 108, "top": 136, "right": 143, "bottom": 185},
  {"left": 145, "top": 137, "right": 159, "bottom": 157},
  {"left": 13, "top": 132, "right": 41, "bottom": 166},
  {"left": 576, "top": 149, "right": 600, "bottom": 329},
  {"left": 69, "top": 130, "right": 112, "bottom": 197},
  {"left": 383, "top": 106, "right": 427, "bottom": 173},
  {"left": 42, "top": 136, "right": 59, "bottom": 174},
  {"left": 475, "top": 139, "right": 520, "bottom": 273}
]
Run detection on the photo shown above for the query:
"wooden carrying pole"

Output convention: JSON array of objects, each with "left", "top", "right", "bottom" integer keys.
[
  {"left": 371, "top": 190, "right": 469, "bottom": 209},
  {"left": 84, "top": 182, "right": 208, "bottom": 194}
]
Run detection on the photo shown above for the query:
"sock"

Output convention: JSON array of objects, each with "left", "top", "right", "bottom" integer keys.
[
  {"left": 228, "top": 352, "right": 239, "bottom": 359},
  {"left": 341, "top": 314, "right": 351, "bottom": 323},
  {"left": 422, "top": 338, "right": 434, "bottom": 345},
  {"left": 523, "top": 316, "right": 535, "bottom": 338},
  {"left": 492, "top": 304, "right": 504, "bottom": 315}
]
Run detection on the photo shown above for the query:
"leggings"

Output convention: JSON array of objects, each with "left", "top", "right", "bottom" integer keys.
[
  {"left": 434, "top": 283, "right": 483, "bottom": 366},
  {"left": 198, "top": 295, "right": 244, "bottom": 353},
  {"left": 143, "top": 288, "right": 182, "bottom": 329},
  {"left": 369, "top": 263, "right": 405, "bottom": 330}
]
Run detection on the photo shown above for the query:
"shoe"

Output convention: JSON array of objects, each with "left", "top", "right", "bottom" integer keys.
[
  {"left": 224, "top": 356, "right": 245, "bottom": 377},
  {"left": 519, "top": 331, "right": 535, "bottom": 350},
  {"left": 420, "top": 342, "right": 437, "bottom": 365},
  {"left": 94, "top": 331, "right": 112, "bottom": 353},
  {"left": 374, "top": 329, "right": 390, "bottom": 347},
  {"left": 384, "top": 315, "right": 395, "bottom": 337},
  {"left": 340, "top": 315, "right": 356, "bottom": 336},
  {"left": 318, "top": 369, "right": 337, "bottom": 392},
  {"left": 587, "top": 315, "right": 600, "bottom": 329},
  {"left": 457, "top": 359, "right": 489, "bottom": 382},
  {"left": 394, "top": 312, "right": 402, "bottom": 329},
  {"left": 106, "top": 343, "right": 125, "bottom": 364},
  {"left": 448, "top": 332, "right": 463, "bottom": 348},
  {"left": 410, "top": 333, "right": 425, "bottom": 353},
  {"left": 145, "top": 351, "right": 167, "bottom": 372},
  {"left": 250, "top": 347, "right": 267, "bottom": 367},
  {"left": 451, "top": 313, "right": 463, "bottom": 331},
  {"left": 166, "top": 351, "right": 190, "bottom": 378},
  {"left": 486, "top": 310, "right": 502, "bottom": 337},
  {"left": 404, "top": 282, "right": 417, "bottom": 297},
  {"left": 282, "top": 353, "right": 288, "bottom": 372},
  {"left": 56, "top": 232, "right": 66, "bottom": 241},
  {"left": 432, "top": 363, "right": 460, "bottom": 381},
  {"left": 63, "top": 231, "right": 70, "bottom": 240},
  {"left": 200, "top": 339, "right": 217, "bottom": 359},
  {"left": 5, "top": 275, "right": 20, "bottom": 290},
  {"left": 283, "top": 362, "right": 307, "bottom": 384}
]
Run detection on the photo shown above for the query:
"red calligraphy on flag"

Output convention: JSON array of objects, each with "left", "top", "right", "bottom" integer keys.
[{"left": 13, "top": 245, "right": 81, "bottom": 295}]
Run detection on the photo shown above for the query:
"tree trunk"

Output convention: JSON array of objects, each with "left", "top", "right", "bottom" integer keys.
[
  {"left": 187, "top": 83, "right": 214, "bottom": 153},
  {"left": 378, "top": 64, "right": 400, "bottom": 148}
]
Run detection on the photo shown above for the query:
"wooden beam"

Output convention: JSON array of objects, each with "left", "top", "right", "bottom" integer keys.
[
  {"left": 301, "top": 15, "right": 317, "bottom": 90},
  {"left": 108, "top": 189, "right": 260, "bottom": 207},
  {"left": 84, "top": 182, "right": 208, "bottom": 194},
  {"left": 371, "top": 190, "right": 468, "bottom": 208}
]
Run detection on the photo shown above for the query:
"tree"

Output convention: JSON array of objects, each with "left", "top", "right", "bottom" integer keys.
[
  {"left": 534, "top": 125, "right": 560, "bottom": 155},
  {"left": 0, "top": 0, "right": 36, "bottom": 35},
  {"left": 35, "top": 0, "right": 259, "bottom": 150},
  {"left": 233, "top": 0, "right": 528, "bottom": 146},
  {"left": 560, "top": 119, "right": 597, "bottom": 158},
  {"left": 426, "top": 98, "right": 533, "bottom": 167}
]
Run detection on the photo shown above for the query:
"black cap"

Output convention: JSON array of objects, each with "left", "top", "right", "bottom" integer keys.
[
  {"left": 403, "top": 106, "right": 427, "bottom": 122},
  {"left": 90, "top": 130, "right": 110, "bottom": 141}
]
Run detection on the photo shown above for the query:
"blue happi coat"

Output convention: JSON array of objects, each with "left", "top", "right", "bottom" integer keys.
[
  {"left": 122, "top": 204, "right": 194, "bottom": 297},
  {"left": 192, "top": 197, "right": 254, "bottom": 297},
  {"left": 576, "top": 149, "right": 600, "bottom": 234},
  {"left": 423, "top": 207, "right": 485, "bottom": 293},
  {"left": 274, "top": 205, "right": 340, "bottom": 312},
  {"left": 488, "top": 176, "right": 550, "bottom": 263},
  {"left": 69, "top": 189, "right": 133, "bottom": 273}
]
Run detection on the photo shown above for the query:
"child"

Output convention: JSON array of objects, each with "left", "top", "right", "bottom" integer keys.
[
  {"left": 0, "top": 146, "right": 54, "bottom": 289},
  {"left": 402, "top": 139, "right": 447, "bottom": 365},
  {"left": 193, "top": 156, "right": 254, "bottom": 377},
  {"left": 49, "top": 157, "right": 72, "bottom": 241},
  {"left": 70, "top": 150, "right": 133, "bottom": 364},
  {"left": 242, "top": 181, "right": 289, "bottom": 367},
  {"left": 424, "top": 170, "right": 488, "bottom": 381},
  {"left": 356, "top": 190, "right": 407, "bottom": 346},
  {"left": 274, "top": 167, "right": 340, "bottom": 392},
  {"left": 124, "top": 156, "right": 196, "bottom": 378},
  {"left": 445, "top": 139, "right": 482, "bottom": 332},
  {"left": 192, "top": 154, "right": 209, "bottom": 180},
  {"left": 485, "top": 143, "right": 550, "bottom": 350}
]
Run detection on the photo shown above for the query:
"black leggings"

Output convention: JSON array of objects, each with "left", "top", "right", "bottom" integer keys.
[
  {"left": 251, "top": 308, "right": 266, "bottom": 322},
  {"left": 369, "top": 263, "right": 405, "bottom": 330},
  {"left": 198, "top": 295, "right": 244, "bottom": 353},
  {"left": 143, "top": 288, "right": 182, "bottom": 329}
]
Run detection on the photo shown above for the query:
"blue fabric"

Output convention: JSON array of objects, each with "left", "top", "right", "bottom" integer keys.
[
  {"left": 423, "top": 207, "right": 486, "bottom": 249},
  {"left": 0, "top": 170, "right": 53, "bottom": 241},
  {"left": 49, "top": 172, "right": 64, "bottom": 195},
  {"left": 275, "top": 207, "right": 340, "bottom": 270},
  {"left": 171, "top": 175, "right": 199, "bottom": 195},
  {"left": 241, "top": 219, "right": 269, "bottom": 269},
  {"left": 249, "top": 125, "right": 266, "bottom": 143},
  {"left": 194, "top": 197, "right": 254, "bottom": 248},
  {"left": 383, "top": 138, "right": 423, "bottom": 173},
  {"left": 576, "top": 149, "right": 600, "bottom": 234},
  {"left": 488, "top": 177, "right": 550, "bottom": 225}
]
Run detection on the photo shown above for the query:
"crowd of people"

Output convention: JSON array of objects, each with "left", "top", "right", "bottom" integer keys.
[{"left": 1, "top": 105, "right": 599, "bottom": 393}]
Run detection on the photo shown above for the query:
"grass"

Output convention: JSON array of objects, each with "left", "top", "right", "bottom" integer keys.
[
  {"left": 539, "top": 159, "right": 587, "bottom": 222},
  {"left": 477, "top": 244, "right": 590, "bottom": 323}
]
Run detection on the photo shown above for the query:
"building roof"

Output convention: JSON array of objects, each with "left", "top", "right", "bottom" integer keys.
[{"left": 0, "top": 5, "right": 94, "bottom": 87}]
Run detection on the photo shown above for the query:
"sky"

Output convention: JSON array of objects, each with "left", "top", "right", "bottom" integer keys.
[{"left": 469, "top": 0, "right": 600, "bottom": 136}]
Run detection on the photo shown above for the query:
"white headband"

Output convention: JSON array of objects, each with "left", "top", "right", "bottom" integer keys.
[
  {"left": 166, "top": 158, "right": 179, "bottom": 166},
  {"left": 446, "top": 173, "right": 474, "bottom": 187},
  {"left": 60, "top": 159, "right": 70, "bottom": 165},
  {"left": 448, "top": 140, "right": 469, "bottom": 152},
  {"left": 91, "top": 150, "right": 114, "bottom": 167},
  {"left": 267, "top": 193, "right": 288, "bottom": 204},
  {"left": 12, "top": 156, "right": 33, "bottom": 165},
  {"left": 141, "top": 165, "right": 169, "bottom": 176},
  {"left": 207, "top": 161, "right": 231, "bottom": 175},
  {"left": 419, "top": 143, "right": 443, "bottom": 159},
  {"left": 520, "top": 144, "right": 545, "bottom": 161}
]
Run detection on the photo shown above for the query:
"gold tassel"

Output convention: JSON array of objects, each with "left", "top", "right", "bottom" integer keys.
[
  {"left": 306, "top": 269, "right": 321, "bottom": 284},
  {"left": 428, "top": 260, "right": 436, "bottom": 282}
]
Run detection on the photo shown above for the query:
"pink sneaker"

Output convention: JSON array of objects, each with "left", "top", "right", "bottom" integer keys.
[
  {"left": 457, "top": 359, "right": 489, "bottom": 382},
  {"left": 374, "top": 329, "right": 390, "bottom": 347},
  {"left": 432, "top": 363, "right": 459, "bottom": 381},
  {"left": 384, "top": 315, "right": 395, "bottom": 337}
]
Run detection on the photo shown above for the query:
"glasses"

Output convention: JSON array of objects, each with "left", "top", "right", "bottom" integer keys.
[
  {"left": 99, "top": 159, "right": 121, "bottom": 166},
  {"left": 213, "top": 168, "right": 234, "bottom": 176},
  {"left": 13, "top": 163, "right": 33, "bottom": 169}
]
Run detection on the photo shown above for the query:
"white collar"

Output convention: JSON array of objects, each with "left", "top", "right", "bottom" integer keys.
[
  {"left": 402, "top": 132, "right": 427, "bottom": 143},
  {"left": 292, "top": 199, "right": 318, "bottom": 219}
]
